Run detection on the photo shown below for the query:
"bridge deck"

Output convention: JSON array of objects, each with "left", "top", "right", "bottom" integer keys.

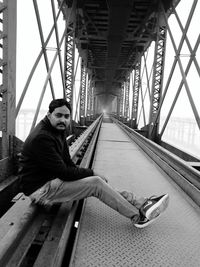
[{"left": 70, "top": 122, "right": 200, "bottom": 267}]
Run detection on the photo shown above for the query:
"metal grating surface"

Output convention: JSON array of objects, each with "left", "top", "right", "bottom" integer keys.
[{"left": 70, "top": 123, "right": 200, "bottom": 267}]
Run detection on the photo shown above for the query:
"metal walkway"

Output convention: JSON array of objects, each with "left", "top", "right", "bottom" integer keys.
[{"left": 70, "top": 122, "right": 200, "bottom": 267}]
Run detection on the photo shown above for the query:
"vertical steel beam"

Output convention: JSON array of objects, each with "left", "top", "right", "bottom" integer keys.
[
  {"left": 119, "top": 82, "right": 124, "bottom": 121},
  {"left": 0, "top": 0, "right": 16, "bottom": 158},
  {"left": 131, "top": 60, "right": 141, "bottom": 129},
  {"left": 116, "top": 96, "right": 120, "bottom": 118},
  {"left": 79, "top": 59, "right": 87, "bottom": 125},
  {"left": 93, "top": 95, "right": 97, "bottom": 118},
  {"left": 124, "top": 75, "right": 130, "bottom": 122},
  {"left": 90, "top": 80, "right": 94, "bottom": 120},
  {"left": 86, "top": 73, "right": 91, "bottom": 122},
  {"left": 64, "top": 9, "right": 76, "bottom": 110},
  {"left": 148, "top": 12, "right": 167, "bottom": 141},
  {"left": 87, "top": 75, "right": 94, "bottom": 121}
]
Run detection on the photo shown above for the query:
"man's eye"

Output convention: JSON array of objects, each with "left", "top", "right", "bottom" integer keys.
[
  {"left": 65, "top": 115, "right": 70, "bottom": 119},
  {"left": 55, "top": 114, "right": 62, "bottom": 118}
]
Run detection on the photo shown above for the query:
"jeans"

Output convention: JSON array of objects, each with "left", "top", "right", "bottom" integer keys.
[{"left": 29, "top": 176, "right": 146, "bottom": 223}]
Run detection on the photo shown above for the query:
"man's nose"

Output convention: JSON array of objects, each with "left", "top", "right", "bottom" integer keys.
[{"left": 60, "top": 116, "right": 66, "bottom": 123}]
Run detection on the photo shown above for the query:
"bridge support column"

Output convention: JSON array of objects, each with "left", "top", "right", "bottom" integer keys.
[
  {"left": 118, "top": 82, "right": 125, "bottom": 121},
  {"left": 124, "top": 75, "right": 130, "bottom": 123},
  {"left": 90, "top": 81, "right": 95, "bottom": 120},
  {"left": 86, "top": 72, "right": 94, "bottom": 125},
  {"left": 148, "top": 11, "right": 167, "bottom": 142},
  {"left": 131, "top": 60, "right": 141, "bottom": 129},
  {"left": 79, "top": 59, "right": 87, "bottom": 126},
  {"left": 64, "top": 8, "right": 76, "bottom": 110},
  {"left": 116, "top": 96, "right": 120, "bottom": 119},
  {"left": 93, "top": 96, "right": 98, "bottom": 119},
  {"left": 0, "top": 0, "right": 17, "bottom": 158}
]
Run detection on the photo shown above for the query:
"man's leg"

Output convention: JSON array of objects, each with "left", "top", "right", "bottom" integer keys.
[{"left": 30, "top": 176, "right": 146, "bottom": 223}]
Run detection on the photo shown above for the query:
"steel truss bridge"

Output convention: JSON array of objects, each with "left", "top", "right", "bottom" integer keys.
[{"left": 0, "top": 0, "right": 200, "bottom": 266}]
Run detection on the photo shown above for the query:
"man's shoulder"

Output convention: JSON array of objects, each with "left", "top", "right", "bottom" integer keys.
[
  {"left": 30, "top": 130, "right": 55, "bottom": 143},
  {"left": 24, "top": 123, "right": 54, "bottom": 145}
]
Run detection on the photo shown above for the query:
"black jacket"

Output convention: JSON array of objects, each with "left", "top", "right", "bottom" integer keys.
[{"left": 18, "top": 116, "right": 93, "bottom": 195}]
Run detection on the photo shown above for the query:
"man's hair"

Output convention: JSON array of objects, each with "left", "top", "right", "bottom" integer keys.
[{"left": 48, "top": 99, "right": 71, "bottom": 113}]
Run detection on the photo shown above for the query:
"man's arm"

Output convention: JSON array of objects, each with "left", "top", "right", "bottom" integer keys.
[
  {"left": 63, "top": 138, "right": 77, "bottom": 168},
  {"left": 63, "top": 137, "right": 108, "bottom": 183},
  {"left": 31, "top": 135, "right": 93, "bottom": 180}
]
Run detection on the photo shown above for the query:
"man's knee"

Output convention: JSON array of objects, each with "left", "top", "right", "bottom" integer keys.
[{"left": 89, "top": 175, "right": 104, "bottom": 188}]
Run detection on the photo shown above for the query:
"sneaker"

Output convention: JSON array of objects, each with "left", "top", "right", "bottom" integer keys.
[
  {"left": 134, "top": 213, "right": 157, "bottom": 228},
  {"left": 140, "top": 194, "right": 169, "bottom": 220}
]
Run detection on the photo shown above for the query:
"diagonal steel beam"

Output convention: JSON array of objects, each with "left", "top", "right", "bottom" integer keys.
[
  {"left": 51, "top": 0, "right": 65, "bottom": 96},
  {"left": 16, "top": 0, "right": 65, "bottom": 117},
  {"left": 142, "top": 49, "right": 151, "bottom": 100},
  {"left": 173, "top": 6, "right": 200, "bottom": 77},
  {"left": 137, "top": 49, "right": 152, "bottom": 127},
  {"left": 30, "top": 27, "right": 68, "bottom": 132},
  {"left": 150, "top": 0, "right": 198, "bottom": 137},
  {"left": 33, "top": 0, "right": 55, "bottom": 99},
  {"left": 161, "top": 1, "right": 200, "bottom": 132},
  {"left": 160, "top": 34, "right": 200, "bottom": 137},
  {"left": 30, "top": 1, "right": 76, "bottom": 132},
  {"left": 138, "top": 54, "right": 154, "bottom": 127}
]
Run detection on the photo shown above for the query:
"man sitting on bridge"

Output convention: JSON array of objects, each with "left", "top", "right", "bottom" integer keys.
[{"left": 18, "top": 98, "right": 169, "bottom": 228}]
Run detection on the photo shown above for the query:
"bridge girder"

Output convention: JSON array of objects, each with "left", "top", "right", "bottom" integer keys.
[
  {"left": 148, "top": 11, "right": 167, "bottom": 141},
  {"left": 0, "top": 0, "right": 17, "bottom": 158}
]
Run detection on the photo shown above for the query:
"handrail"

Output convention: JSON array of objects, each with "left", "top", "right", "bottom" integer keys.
[{"left": 70, "top": 115, "right": 103, "bottom": 160}]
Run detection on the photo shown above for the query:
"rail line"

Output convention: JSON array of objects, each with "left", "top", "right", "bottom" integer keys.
[{"left": 112, "top": 117, "right": 200, "bottom": 207}]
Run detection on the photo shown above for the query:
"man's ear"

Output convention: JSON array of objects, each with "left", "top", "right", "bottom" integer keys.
[{"left": 47, "top": 111, "right": 51, "bottom": 118}]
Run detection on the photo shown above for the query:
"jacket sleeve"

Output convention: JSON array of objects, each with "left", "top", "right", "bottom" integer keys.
[
  {"left": 31, "top": 134, "right": 93, "bottom": 181},
  {"left": 63, "top": 138, "right": 77, "bottom": 168}
]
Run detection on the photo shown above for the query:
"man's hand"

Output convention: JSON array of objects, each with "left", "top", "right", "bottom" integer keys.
[{"left": 93, "top": 171, "right": 108, "bottom": 183}]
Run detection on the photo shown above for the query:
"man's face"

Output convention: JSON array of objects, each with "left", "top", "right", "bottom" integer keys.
[{"left": 48, "top": 105, "right": 71, "bottom": 131}]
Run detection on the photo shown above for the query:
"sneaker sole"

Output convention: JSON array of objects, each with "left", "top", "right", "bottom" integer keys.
[
  {"left": 134, "top": 217, "right": 157, "bottom": 228},
  {"left": 145, "top": 194, "right": 169, "bottom": 220}
]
